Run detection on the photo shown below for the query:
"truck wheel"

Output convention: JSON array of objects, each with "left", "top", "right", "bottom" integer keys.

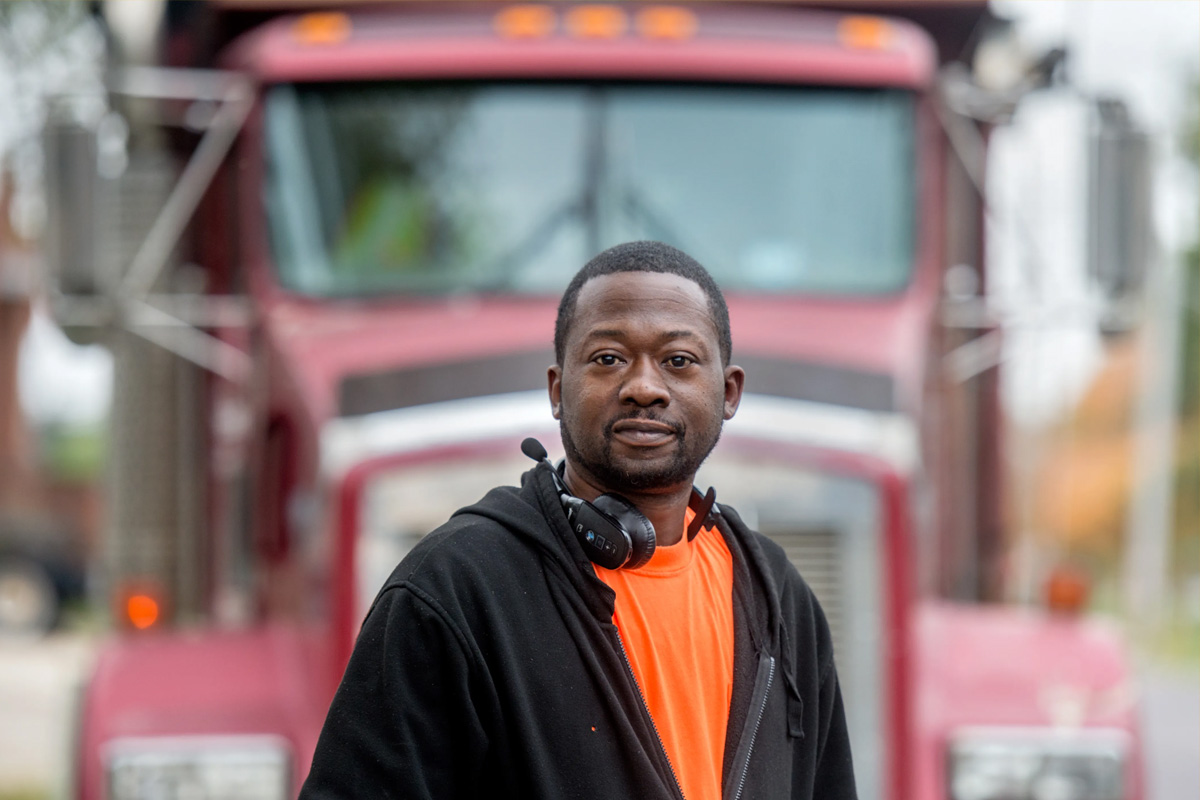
[{"left": 0, "top": 558, "right": 58, "bottom": 637}]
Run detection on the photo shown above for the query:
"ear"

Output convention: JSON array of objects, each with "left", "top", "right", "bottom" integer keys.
[
  {"left": 722, "top": 364, "right": 745, "bottom": 420},
  {"left": 548, "top": 365, "right": 563, "bottom": 419}
]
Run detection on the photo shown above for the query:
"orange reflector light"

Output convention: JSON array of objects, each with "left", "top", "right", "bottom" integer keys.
[
  {"left": 293, "top": 12, "right": 352, "bottom": 46},
  {"left": 565, "top": 5, "right": 629, "bottom": 39},
  {"left": 837, "top": 15, "right": 893, "bottom": 50},
  {"left": 1045, "top": 565, "right": 1090, "bottom": 615},
  {"left": 636, "top": 6, "right": 698, "bottom": 41},
  {"left": 126, "top": 594, "right": 160, "bottom": 630},
  {"left": 495, "top": 5, "right": 556, "bottom": 39}
]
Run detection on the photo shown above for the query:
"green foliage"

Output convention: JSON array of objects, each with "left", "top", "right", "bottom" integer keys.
[
  {"left": 1173, "top": 432, "right": 1199, "bottom": 572},
  {"left": 1181, "top": 76, "right": 1199, "bottom": 417},
  {"left": 39, "top": 423, "right": 105, "bottom": 483},
  {"left": 1151, "top": 608, "right": 1200, "bottom": 668},
  {"left": 1181, "top": 247, "right": 1200, "bottom": 417},
  {"left": 1168, "top": 72, "right": 1200, "bottom": 658},
  {"left": 0, "top": 787, "right": 49, "bottom": 800},
  {"left": 1183, "top": 75, "right": 1200, "bottom": 168}
]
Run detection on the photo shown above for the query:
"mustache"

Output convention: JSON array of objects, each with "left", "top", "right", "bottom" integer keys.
[{"left": 603, "top": 412, "right": 684, "bottom": 439}]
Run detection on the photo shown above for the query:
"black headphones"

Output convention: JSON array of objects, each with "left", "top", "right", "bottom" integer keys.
[{"left": 522, "top": 438, "right": 717, "bottom": 570}]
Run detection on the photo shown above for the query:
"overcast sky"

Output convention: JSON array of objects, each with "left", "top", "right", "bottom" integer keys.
[{"left": 998, "top": 0, "right": 1199, "bottom": 134}]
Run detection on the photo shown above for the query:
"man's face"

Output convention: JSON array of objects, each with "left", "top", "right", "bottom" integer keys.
[{"left": 548, "top": 271, "right": 744, "bottom": 497}]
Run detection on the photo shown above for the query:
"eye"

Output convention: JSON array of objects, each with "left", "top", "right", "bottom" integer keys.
[
  {"left": 666, "top": 355, "right": 694, "bottom": 368},
  {"left": 594, "top": 353, "right": 622, "bottom": 367}
]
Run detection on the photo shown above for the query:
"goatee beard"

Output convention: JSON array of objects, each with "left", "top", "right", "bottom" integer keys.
[{"left": 559, "top": 414, "right": 721, "bottom": 494}]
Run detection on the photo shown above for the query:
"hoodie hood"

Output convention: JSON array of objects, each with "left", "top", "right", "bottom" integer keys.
[
  {"left": 453, "top": 463, "right": 620, "bottom": 622},
  {"left": 454, "top": 462, "right": 792, "bottom": 660}
]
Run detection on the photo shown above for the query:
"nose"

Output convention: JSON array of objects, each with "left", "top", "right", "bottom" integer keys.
[{"left": 619, "top": 357, "right": 669, "bottom": 408}]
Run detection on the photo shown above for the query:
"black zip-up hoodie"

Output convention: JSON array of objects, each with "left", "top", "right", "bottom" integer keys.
[{"left": 301, "top": 464, "right": 857, "bottom": 799}]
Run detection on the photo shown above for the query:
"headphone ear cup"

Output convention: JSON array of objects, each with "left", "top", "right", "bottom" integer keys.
[{"left": 592, "top": 493, "right": 656, "bottom": 569}]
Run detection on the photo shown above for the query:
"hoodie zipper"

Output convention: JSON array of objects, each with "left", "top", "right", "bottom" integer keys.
[
  {"left": 613, "top": 628, "right": 688, "bottom": 800},
  {"left": 729, "top": 654, "right": 776, "bottom": 800}
]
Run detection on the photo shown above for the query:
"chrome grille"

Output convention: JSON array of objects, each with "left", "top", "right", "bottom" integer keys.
[{"left": 762, "top": 527, "right": 846, "bottom": 661}]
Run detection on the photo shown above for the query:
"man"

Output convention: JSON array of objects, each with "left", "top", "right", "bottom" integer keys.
[{"left": 301, "top": 241, "right": 856, "bottom": 799}]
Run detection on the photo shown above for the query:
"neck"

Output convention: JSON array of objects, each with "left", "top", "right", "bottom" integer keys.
[{"left": 562, "top": 463, "right": 694, "bottom": 547}]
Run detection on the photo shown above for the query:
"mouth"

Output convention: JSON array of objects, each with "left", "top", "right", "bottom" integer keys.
[{"left": 609, "top": 418, "right": 679, "bottom": 448}]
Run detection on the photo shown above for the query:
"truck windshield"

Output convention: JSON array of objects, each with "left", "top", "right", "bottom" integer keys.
[{"left": 265, "top": 82, "right": 915, "bottom": 297}]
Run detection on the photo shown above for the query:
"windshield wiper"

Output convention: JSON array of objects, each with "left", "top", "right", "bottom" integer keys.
[{"left": 476, "top": 88, "right": 609, "bottom": 290}]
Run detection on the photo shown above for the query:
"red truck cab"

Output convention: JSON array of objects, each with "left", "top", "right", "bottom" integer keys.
[{"left": 60, "top": 3, "right": 1142, "bottom": 798}]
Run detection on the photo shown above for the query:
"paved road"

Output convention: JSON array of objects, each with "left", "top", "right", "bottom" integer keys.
[
  {"left": 1142, "top": 666, "right": 1200, "bottom": 800},
  {"left": 0, "top": 634, "right": 93, "bottom": 795},
  {"left": 0, "top": 634, "right": 1196, "bottom": 797}
]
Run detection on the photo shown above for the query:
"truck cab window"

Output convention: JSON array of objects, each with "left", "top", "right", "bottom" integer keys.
[{"left": 264, "top": 81, "right": 915, "bottom": 297}]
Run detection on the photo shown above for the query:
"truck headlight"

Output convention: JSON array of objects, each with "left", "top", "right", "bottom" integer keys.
[
  {"left": 948, "top": 727, "right": 1128, "bottom": 800},
  {"left": 105, "top": 735, "right": 290, "bottom": 800}
]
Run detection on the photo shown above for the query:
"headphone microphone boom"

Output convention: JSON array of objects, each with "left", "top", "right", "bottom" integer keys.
[{"left": 521, "top": 437, "right": 656, "bottom": 570}]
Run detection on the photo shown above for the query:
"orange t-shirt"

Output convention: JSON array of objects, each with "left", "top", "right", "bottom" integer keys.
[{"left": 594, "top": 509, "right": 734, "bottom": 800}]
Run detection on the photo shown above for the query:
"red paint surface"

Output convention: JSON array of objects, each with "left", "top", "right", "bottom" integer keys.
[
  {"left": 730, "top": 292, "right": 927, "bottom": 373},
  {"left": 912, "top": 602, "right": 1144, "bottom": 800},
  {"left": 79, "top": 626, "right": 332, "bottom": 799},
  {"left": 881, "top": 470, "right": 915, "bottom": 800},
  {"left": 262, "top": 296, "right": 558, "bottom": 422},
  {"left": 261, "top": 289, "right": 929, "bottom": 425}
]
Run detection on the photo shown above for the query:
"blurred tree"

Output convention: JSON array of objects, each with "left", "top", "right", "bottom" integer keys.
[
  {"left": 0, "top": 1, "right": 89, "bottom": 64},
  {"left": 41, "top": 422, "right": 106, "bottom": 484},
  {"left": 1171, "top": 74, "right": 1199, "bottom": 604},
  {"left": 1029, "top": 74, "right": 1199, "bottom": 617},
  {"left": 1032, "top": 337, "right": 1136, "bottom": 559},
  {"left": 1177, "top": 76, "right": 1198, "bottom": 420},
  {"left": 0, "top": 0, "right": 104, "bottom": 240},
  {"left": 0, "top": 1, "right": 107, "bottom": 627}
]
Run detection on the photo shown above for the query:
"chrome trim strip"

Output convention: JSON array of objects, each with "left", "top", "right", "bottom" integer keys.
[
  {"left": 726, "top": 393, "right": 917, "bottom": 471},
  {"left": 321, "top": 391, "right": 917, "bottom": 479},
  {"left": 322, "top": 390, "right": 559, "bottom": 478},
  {"left": 949, "top": 725, "right": 1132, "bottom": 749}
]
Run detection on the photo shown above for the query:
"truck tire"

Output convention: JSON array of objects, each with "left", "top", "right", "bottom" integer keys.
[{"left": 0, "top": 557, "right": 58, "bottom": 637}]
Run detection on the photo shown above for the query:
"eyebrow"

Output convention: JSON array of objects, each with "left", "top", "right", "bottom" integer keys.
[
  {"left": 582, "top": 329, "right": 627, "bottom": 341},
  {"left": 581, "top": 329, "right": 705, "bottom": 345}
]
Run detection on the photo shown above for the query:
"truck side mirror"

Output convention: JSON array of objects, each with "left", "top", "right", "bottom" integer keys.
[
  {"left": 1087, "top": 97, "right": 1154, "bottom": 335},
  {"left": 42, "top": 108, "right": 105, "bottom": 297}
]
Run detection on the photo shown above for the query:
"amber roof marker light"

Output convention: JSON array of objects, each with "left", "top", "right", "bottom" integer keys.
[
  {"left": 635, "top": 6, "right": 698, "bottom": 41},
  {"left": 495, "top": 5, "right": 557, "bottom": 39},
  {"left": 837, "top": 15, "right": 893, "bottom": 51},
  {"left": 564, "top": 5, "right": 629, "bottom": 39},
  {"left": 292, "top": 11, "right": 352, "bottom": 46}
]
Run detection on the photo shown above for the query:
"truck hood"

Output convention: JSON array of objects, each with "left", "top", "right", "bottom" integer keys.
[
  {"left": 79, "top": 625, "right": 332, "bottom": 799},
  {"left": 912, "top": 601, "right": 1142, "bottom": 800},
  {"left": 915, "top": 600, "right": 1138, "bottom": 730},
  {"left": 261, "top": 295, "right": 558, "bottom": 423},
  {"left": 263, "top": 291, "right": 925, "bottom": 424}
]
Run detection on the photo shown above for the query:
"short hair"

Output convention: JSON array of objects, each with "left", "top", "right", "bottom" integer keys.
[{"left": 554, "top": 241, "right": 732, "bottom": 366}]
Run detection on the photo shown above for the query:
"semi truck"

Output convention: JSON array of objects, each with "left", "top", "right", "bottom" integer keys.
[{"left": 42, "top": 1, "right": 1144, "bottom": 798}]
